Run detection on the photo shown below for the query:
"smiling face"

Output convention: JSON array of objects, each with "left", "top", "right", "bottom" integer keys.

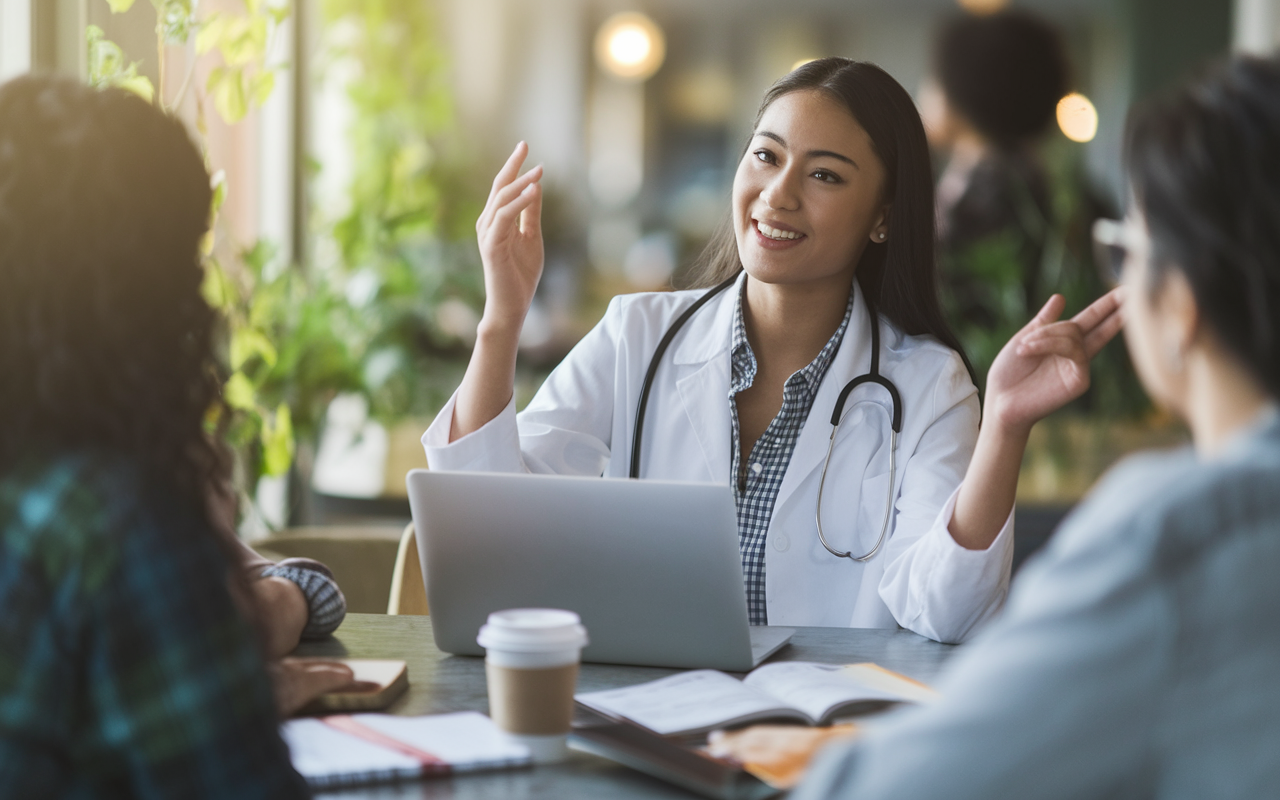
[{"left": 732, "top": 89, "right": 890, "bottom": 289}]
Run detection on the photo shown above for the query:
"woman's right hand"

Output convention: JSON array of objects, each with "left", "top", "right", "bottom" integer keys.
[{"left": 476, "top": 141, "right": 544, "bottom": 334}]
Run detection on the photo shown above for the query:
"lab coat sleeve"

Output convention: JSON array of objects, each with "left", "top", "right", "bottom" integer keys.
[
  {"left": 876, "top": 352, "right": 1015, "bottom": 643},
  {"left": 792, "top": 463, "right": 1173, "bottom": 800},
  {"left": 421, "top": 297, "right": 624, "bottom": 476}
]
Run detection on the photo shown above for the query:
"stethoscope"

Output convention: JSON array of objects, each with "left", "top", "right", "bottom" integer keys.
[{"left": 629, "top": 274, "right": 904, "bottom": 562}]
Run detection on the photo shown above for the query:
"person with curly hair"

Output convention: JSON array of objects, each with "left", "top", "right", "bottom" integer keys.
[
  {"left": 0, "top": 75, "right": 353, "bottom": 797},
  {"left": 921, "top": 10, "right": 1109, "bottom": 387}
]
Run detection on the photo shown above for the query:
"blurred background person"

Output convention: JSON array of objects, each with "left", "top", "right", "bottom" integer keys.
[
  {"left": 922, "top": 10, "right": 1109, "bottom": 388},
  {"left": 787, "top": 54, "right": 1280, "bottom": 799},
  {"left": 0, "top": 76, "right": 352, "bottom": 797}
]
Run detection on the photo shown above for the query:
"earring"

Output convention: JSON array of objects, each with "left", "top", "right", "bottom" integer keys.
[{"left": 877, "top": 231, "right": 887, "bottom": 241}]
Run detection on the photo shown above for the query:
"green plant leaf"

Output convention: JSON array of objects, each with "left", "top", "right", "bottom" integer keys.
[
  {"left": 201, "top": 259, "right": 232, "bottom": 311},
  {"left": 261, "top": 403, "right": 295, "bottom": 477},
  {"left": 195, "top": 13, "right": 225, "bottom": 54},
  {"left": 231, "top": 328, "right": 278, "bottom": 370},
  {"left": 249, "top": 70, "right": 275, "bottom": 106},
  {"left": 208, "top": 66, "right": 248, "bottom": 123},
  {"left": 117, "top": 74, "right": 155, "bottom": 101},
  {"left": 106, "top": 0, "right": 136, "bottom": 12},
  {"left": 224, "top": 371, "right": 257, "bottom": 410}
]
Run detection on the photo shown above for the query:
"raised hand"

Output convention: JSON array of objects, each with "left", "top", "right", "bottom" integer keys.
[
  {"left": 985, "top": 288, "right": 1125, "bottom": 435},
  {"left": 949, "top": 288, "right": 1125, "bottom": 551},
  {"left": 476, "top": 141, "right": 544, "bottom": 332},
  {"left": 450, "top": 143, "right": 546, "bottom": 441}
]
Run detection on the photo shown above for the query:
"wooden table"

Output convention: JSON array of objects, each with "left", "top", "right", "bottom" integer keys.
[{"left": 294, "top": 614, "right": 956, "bottom": 799}]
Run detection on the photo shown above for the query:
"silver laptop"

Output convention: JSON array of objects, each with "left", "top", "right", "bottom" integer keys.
[{"left": 406, "top": 470, "right": 793, "bottom": 671}]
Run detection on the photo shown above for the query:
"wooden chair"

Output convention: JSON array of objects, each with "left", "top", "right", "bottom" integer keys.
[
  {"left": 387, "top": 522, "right": 429, "bottom": 615},
  {"left": 253, "top": 525, "right": 403, "bottom": 614}
]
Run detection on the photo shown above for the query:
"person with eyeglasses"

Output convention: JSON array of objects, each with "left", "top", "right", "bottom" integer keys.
[{"left": 779, "top": 55, "right": 1280, "bottom": 799}]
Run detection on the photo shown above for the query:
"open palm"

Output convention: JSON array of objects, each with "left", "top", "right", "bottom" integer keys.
[
  {"left": 986, "top": 289, "right": 1125, "bottom": 433},
  {"left": 475, "top": 141, "right": 545, "bottom": 326}
]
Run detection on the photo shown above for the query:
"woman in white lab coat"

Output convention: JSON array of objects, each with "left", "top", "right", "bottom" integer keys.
[{"left": 423, "top": 59, "right": 1122, "bottom": 643}]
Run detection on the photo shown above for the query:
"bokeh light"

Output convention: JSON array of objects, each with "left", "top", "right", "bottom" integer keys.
[
  {"left": 957, "top": 0, "right": 1010, "bottom": 15},
  {"left": 595, "top": 12, "right": 666, "bottom": 81},
  {"left": 1057, "top": 92, "right": 1099, "bottom": 143}
]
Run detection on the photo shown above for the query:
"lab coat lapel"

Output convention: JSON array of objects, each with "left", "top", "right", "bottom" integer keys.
[
  {"left": 670, "top": 273, "right": 743, "bottom": 483},
  {"left": 676, "top": 361, "right": 732, "bottom": 482},
  {"left": 772, "top": 282, "right": 875, "bottom": 515}
]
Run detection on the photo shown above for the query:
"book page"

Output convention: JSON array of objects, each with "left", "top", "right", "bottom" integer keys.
[
  {"left": 352, "top": 712, "right": 530, "bottom": 771},
  {"left": 576, "top": 670, "right": 802, "bottom": 735},
  {"left": 743, "top": 662, "right": 936, "bottom": 723}
]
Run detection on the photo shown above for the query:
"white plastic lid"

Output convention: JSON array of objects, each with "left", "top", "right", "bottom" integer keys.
[{"left": 477, "top": 608, "right": 589, "bottom": 653}]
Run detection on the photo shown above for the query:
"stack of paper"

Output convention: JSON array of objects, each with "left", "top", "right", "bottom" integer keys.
[{"left": 282, "top": 711, "right": 531, "bottom": 789}]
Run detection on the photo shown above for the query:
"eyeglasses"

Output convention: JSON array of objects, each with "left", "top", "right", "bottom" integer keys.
[{"left": 1091, "top": 218, "right": 1140, "bottom": 287}]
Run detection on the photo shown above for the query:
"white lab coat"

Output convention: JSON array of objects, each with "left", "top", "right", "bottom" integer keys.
[{"left": 422, "top": 273, "right": 1014, "bottom": 643}]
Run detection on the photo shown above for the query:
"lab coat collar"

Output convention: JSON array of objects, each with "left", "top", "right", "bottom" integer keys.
[{"left": 670, "top": 271, "right": 747, "bottom": 366}]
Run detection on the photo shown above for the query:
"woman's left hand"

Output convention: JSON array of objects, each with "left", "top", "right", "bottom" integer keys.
[{"left": 986, "top": 288, "right": 1125, "bottom": 435}]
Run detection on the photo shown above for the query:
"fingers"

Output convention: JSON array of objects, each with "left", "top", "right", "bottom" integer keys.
[
  {"left": 1071, "top": 286, "right": 1124, "bottom": 333},
  {"left": 519, "top": 180, "right": 543, "bottom": 236},
  {"left": 1030, "top": 294, "right": 1067, "bottom": 327},
  {"left": 1082, "top": 305, "right": 1124, "bottom": 358},
  {"left": 477, "top": 142, "right": 530, "bottom": 233},
  {"left": 486, "top": 181, "right": 542, "bottom": 243},
  {"left": 479, "top": 165, "right": 543, "bottom": 240},
  {"left": 1017, "top": 331, "right": 1086, "bottom": 361},
  {"left": 272, "top": 658, "right": 357, "bottom": 717},
  {"left": 490, "top": 165, "right": 542, "bottom": 220}
]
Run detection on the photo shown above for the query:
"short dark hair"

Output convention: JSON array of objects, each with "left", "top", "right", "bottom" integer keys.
[
  {"left": 0, "top": 76, "right": 220, "bottom": 504},
  {"left": 1126, "top": 56, "right": 1280, "bottom": 401},
  {"left": 935, "top": 10, "right": 1069, "bottom": 147}
]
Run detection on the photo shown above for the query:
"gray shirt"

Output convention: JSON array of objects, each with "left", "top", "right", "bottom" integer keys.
[{"left": 794, "top": 410, "right": 1280, "bottom": 800}]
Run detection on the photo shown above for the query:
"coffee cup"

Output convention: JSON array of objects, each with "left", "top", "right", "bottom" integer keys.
[{"left": 477, "top": 608, "right": 589, "bottom": 763}]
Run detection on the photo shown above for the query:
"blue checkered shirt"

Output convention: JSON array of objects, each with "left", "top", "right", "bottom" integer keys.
[{"left": 729, "top": 286, "right": 855, "bottom": 625}]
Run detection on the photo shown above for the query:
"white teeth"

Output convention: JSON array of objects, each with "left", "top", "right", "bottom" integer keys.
[{"left": 757, "top": 221, "right": 801, "bottom": 240}]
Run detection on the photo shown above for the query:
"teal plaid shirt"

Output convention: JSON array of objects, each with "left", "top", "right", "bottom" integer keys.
[{"left": 0, "top": 453, "right": 308, "bottom": 799}]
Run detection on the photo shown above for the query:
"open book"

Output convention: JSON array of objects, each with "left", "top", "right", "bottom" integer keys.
[
  {"left": 576, "top": 662, "right": 936, "bottom": 736},
  {"left": 282, "top": 712, "right": 531, "bottom": 789}
]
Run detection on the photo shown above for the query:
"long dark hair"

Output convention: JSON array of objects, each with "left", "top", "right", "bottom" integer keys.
[
  {"left": 0, "top": 76, "right": 227, "bottom": 529},
  {"left": 686, "top": 58, "right": 974, "bottom": 382},
  {"left": 1126, "top": 56, "right": 1280, "bottom": 401}
]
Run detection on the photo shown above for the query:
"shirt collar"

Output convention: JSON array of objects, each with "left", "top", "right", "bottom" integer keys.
[{"left": 729, "top": 282, "right": 856, "bottom": 398}]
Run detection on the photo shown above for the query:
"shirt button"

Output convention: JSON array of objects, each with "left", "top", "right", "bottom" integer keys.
[
  {"left": 751, "top": 462, "right": 763, "bottom": 474},
  {"left": 773, "top": 533, "right": 790, "bottom": 552}
]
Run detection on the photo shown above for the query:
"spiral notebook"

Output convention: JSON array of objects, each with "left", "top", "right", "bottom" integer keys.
[{"left": 282, "top": 712, "right": 532, "bottom": 789}]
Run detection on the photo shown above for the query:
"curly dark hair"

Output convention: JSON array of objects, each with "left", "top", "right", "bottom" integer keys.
[
  {"left": 0, "top": 76, "right": 223, "bottom": 511},
  {"left": 935, "top": 10, "right": 1069, "bottom": 148}
]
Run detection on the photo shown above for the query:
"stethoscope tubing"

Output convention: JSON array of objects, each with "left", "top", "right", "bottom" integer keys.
[{"left": 629, "top": 274, "right": 904, "bottom": 562}]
